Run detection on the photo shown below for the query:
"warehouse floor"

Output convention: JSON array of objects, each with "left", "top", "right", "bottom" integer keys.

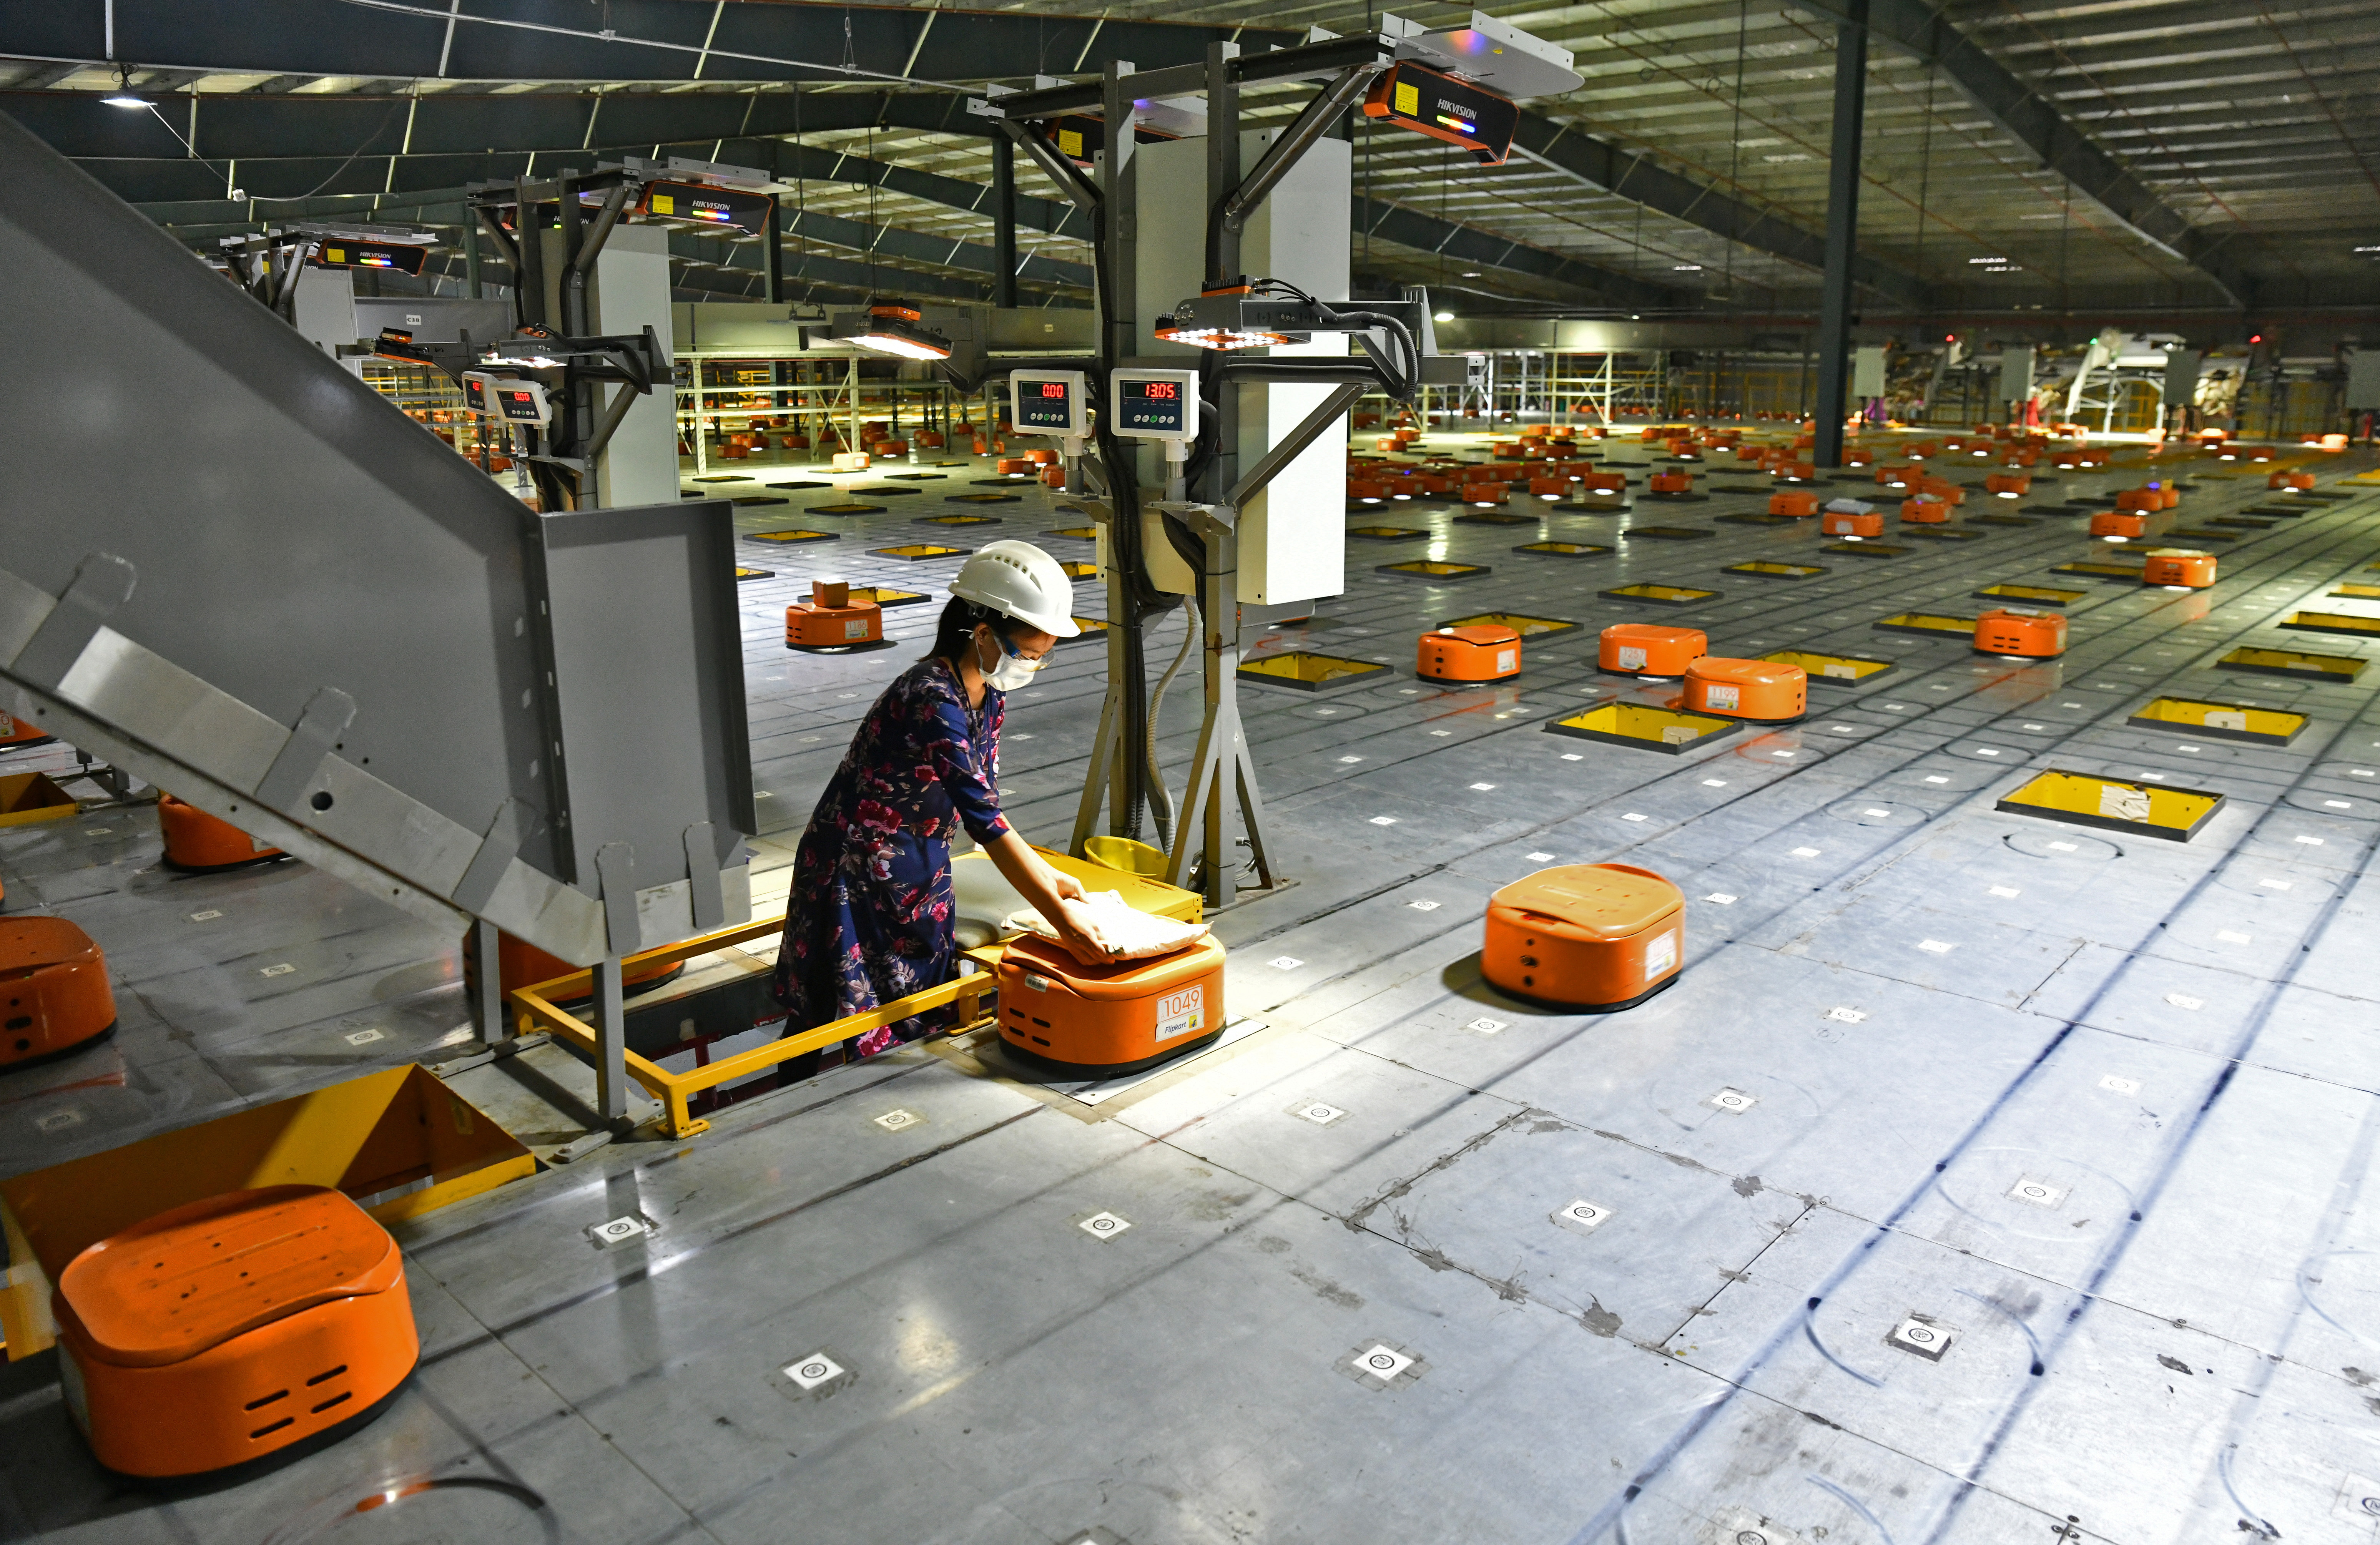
[{"left": 4, "top": 434, "right": 2379, "bottom": 1545}]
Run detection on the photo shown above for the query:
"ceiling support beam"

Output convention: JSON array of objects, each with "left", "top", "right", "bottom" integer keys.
[
  {"left": 1783, "top": 0, "right": 2249, "bottom": 305},
  {"left": 1506, "top": 112, "right": 1928, "bottom": 310},
  {"left": 1353, "top": 195, "right": 1677, "bottom": 312}
]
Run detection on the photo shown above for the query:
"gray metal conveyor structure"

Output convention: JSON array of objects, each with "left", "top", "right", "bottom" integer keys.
[{"left": 0, "top": 113, "right": 754, "bottom": 1123}]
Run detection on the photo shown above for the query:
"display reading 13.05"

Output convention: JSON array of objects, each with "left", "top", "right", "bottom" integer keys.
[{"left": 1109, "top": 369, "right": 1201, "bottom": 441}]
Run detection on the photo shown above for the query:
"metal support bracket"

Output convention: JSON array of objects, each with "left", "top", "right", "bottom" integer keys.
[
  {"left": 453, "top": 796, "right": 533, "bottom": 916},
  {"left": 255, "top": 686, "right": 358, "bottom": 811},
  {"left": 595, "top": 842, "right": 639, "bottom": 955},
  {"left": 1147, "top": 500, "right": 1272, "bottom": 908},
  {"left": 682, "top": 821, "right": 726, "bottom": 932},
  {"left": 8, "top": 553, "right": 136, "bottom": 689}
]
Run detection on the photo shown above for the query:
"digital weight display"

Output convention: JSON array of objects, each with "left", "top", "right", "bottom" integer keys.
[
  {"left": 1109, "top": 369, "right": 1201, "bottom": 442},
  {"left": 1121, "top": 379, "right": 1185, "bottom": 435},
  {"left": 461, "top": 371, "right": 550, "bottom": 424},
  {"left": 1009, "top": 370, "right": 1088, "bottom": 437},
  {"left": 1019, "top": 379, "right": 1074, "bottom": 431}
]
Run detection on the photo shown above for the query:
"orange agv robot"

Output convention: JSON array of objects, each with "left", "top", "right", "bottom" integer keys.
[
  {"left": 996, "top": 933, "right": 1226, "bottom": 1076},
  {"left": 1483, "top": 864, "right": 1685, "bottom": 1012},
  {"left": 786, "top": 578, "right": 884, "bottom": 651},
  {"left": 1417, "top": 624, "right": 1521, "bottom": 685},
  {"left": 2141, "top": 548, "right": 2216, "bottom": 588},
  {"left": 1974, "top": 608, "right": 2066, "bottom": 658},
  {"left": 0, "top": 709, "right": 52, "bottom": 749},
  {"left": 1600, "top": 623, "right": 1705, "bottom": 677},
  {"left": 158, "top": 794, "right": 284, "bottom": 872},
  {"left": 1679, "top": 658, "right": 1806, "bottom": 723},
  {"left": 55, "top": 1185, "right": 416, "bottom": 1477},
  {"left": 1, "top": 917, "right": 116, "bottom": 1067}
]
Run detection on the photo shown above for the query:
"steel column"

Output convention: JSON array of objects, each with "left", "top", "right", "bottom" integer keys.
[
  {"left": 592, "top": 955, "right": 628, "bottom": 1118},
  {"left": 1812, "top": 0, "right": 1869, "bottom": 468},
  {"left": 1099, "top": 65, "right": 1149, "bottom": 843},
  {"left": 763, "top": 193, "right": 783, "bottom": 304},
  {"left": 991, "top": 135, "right": 1017, "bottom": 310}
]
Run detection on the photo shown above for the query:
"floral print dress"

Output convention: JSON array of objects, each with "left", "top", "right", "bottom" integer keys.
[{"left": 773, "top": 658, "right": 1008, "bottom": 1059}]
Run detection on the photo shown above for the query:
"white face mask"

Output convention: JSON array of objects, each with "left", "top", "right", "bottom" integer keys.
[{"left": 977, "top": 630, "right": 1041, "bottom": 692}]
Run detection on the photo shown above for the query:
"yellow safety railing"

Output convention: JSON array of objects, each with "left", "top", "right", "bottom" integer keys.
[{"left": 507, "top": 917, "right": 1002, "bottom": 1140}]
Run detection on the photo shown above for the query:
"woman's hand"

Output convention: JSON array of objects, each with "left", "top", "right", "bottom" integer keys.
[
  {"left": 1046, "top": 865, "right": 1089, "bottom": 903},
  {"left": 1051, "top": 897, "right": 1115, "bottom": 965}
]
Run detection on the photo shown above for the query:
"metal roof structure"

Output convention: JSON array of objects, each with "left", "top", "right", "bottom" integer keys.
[{"left": 1, "top": 0, "right": 2373, "bottom": 325}]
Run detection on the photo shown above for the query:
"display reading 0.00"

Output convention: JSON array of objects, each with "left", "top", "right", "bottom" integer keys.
[{"left": 1018, "top": 379, "right": 1075, "bottom": 430}]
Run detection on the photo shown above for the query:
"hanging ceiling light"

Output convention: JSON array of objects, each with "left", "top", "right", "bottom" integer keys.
[
  {"left": 101, "top": 66, "right": 146, "bottom": 109},
  {"left": 843, "top": 299, "right": 952, "bottom": 361}
]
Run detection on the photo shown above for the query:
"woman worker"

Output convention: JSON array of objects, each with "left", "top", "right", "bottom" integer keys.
[{"left": 773, "top": 541, "right": 1112, "bottom": 1073}]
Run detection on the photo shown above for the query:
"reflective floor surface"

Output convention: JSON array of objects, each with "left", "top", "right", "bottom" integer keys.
[{"left": 3, "top": 437, "right": 2378, "bottom": 1544}]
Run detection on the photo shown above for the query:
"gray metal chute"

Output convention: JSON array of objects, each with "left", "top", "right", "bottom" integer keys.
[{"left": 0, "top": 110, "right": 753, "bottom": 970}]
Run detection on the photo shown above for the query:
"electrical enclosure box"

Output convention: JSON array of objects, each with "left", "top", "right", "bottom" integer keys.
[
  {"left": 2000, "top": 346, "right": 2036, "bottom": 404},
  {"left": 1011, "top": 370, "right": 1089, "bottom": 437},
  {"left": 535, "top": 223, "right": 676, "bottom": 509},
  {"left": 1136, "top": 130, "right": 1351, "bottom": 605},
  {"left": 1852, "top": 346, "right": 1887, "bottom": 399},
  {"left": 2347, "top": 351, "right": 2380, "bottom": 410},
  {"left": 1110, "top": 368, "right": 1200, "bottom": 441}
]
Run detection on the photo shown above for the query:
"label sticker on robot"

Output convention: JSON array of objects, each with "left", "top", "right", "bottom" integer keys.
[
  {"left": 1496, "top": 650, "right": 1517, "bottom": 673},
  {"left": 1642, "top": 931, "right": 1677, "bottom": 980},
  {"left": 843, "top": 619, "right": 871, "bottom": 640},
  {"left": 1617, "top": 645, "right": 1648, "bottom": 670},
  {"left": 1155, "top": 985, "right": 1205, "bottom": 1043},
  {"left": 2098, "top": 784, "right": 2152, "bottom": 821},
  {"left": 1705, "top": 685, "right": 1741, "bottom": 710},
  {"left": 1022, "top": 973, "right": 1049, "bottom": 992}
]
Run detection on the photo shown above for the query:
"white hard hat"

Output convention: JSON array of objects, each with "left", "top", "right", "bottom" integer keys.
[{"left": 950, "top": 540, "right": 1080, "bottom": 637}]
